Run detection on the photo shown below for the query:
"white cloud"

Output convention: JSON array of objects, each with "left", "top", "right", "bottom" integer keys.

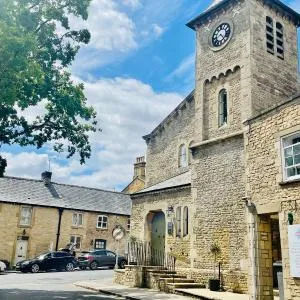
[
  {"left": 3, "top": 78, "right": 183, "bottom": 191},
  {"left": 166, "top": 53, "right": 195, "bottom": 82},
  {"left": 152, "top": 24, "right": 165, "bottom": 37},
  {"left": 122, "top": 0, "right": 141, "bottom": 9}
]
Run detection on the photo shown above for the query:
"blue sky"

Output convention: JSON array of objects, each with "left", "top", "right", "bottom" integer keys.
[{"left": 2, "top": 0, "right": 300, "bottom": 191}]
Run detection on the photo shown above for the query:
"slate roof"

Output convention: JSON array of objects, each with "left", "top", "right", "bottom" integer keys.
[
  {"left": 0, "top": 177, "right": 131, "bottom": 216},
  {"left": 133, "top": 171, "right": 191, "bottom": 195}
]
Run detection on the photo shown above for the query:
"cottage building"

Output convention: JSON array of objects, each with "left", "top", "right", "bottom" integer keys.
[
  {"left": 0, "top": 172, "right": 131, "bottom": 267},
  {"left": 127, "top": 0, "right": 300, "bottom": 299}
]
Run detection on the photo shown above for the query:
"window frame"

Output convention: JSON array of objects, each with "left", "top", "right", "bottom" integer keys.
[
  {"left": 282, "top": 132, "right": 300, "bottom": 182},
  {"left": 97, "top": 215, "right": 108, "bottom": 229},
  {"left": 266, "top": 16, "right": 274, "bottom": 54},
  {"left": 183, "top": 206, "right": 189, "bottom": 237},
  {"left": 179, "top": 144, "right": 188, "bottom": 168},
  {"left": 276, "top": 22, "right": 284, "bottom": 60},
  {"left": 94, "top": 239, "right": 107, "bottom": 250},
  {"left": 70, "top": 235, "right": 81, "bottom": 250},
  {"left": 176, "top": 206, "right": 182, "bottom": 237},
  {"left": 218, "top": 89, "right": 228, "bottom": 127},
  {"left": 72, "top": 212, "right": 84, "bottom": 227},
  {"left": 19, "top": 206, "right": 33, "bottom": 227},
  {"left": 127, "top": 218, "right": 131, "bottom": 232}
]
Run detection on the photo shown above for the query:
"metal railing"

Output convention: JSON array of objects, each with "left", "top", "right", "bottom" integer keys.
[{"left": 127, "top": 241, "right": 176, "bottom": 271}]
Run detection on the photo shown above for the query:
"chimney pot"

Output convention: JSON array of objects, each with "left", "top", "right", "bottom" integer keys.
[{"left": 41, "top": 171, "right": 52, "bottom": 185}]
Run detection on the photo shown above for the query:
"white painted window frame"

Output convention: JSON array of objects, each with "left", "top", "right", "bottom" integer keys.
[
  {"left": 97, "top": 215, "right": 108, "bottom": 229},
  {"left": 20, "top": 206, "right": 32, "bottom": 226},
  {"left": 281, "top": 132, "right": 300, "bottom": 182},
  {"left": 72, "top": 212, "right": 83, "bottom": 227}
]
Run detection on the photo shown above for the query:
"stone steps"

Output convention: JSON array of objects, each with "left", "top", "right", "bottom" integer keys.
[
  {"left": 161, "top": 278, "right": 195, "bottom": 284},
  {"left": 166, "top": 282, "right": 204, "bottom": 293}
]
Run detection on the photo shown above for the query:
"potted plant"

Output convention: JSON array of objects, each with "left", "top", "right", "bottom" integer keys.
[{"left": 208, "top": 243, "right": 221, "bottom": 291}]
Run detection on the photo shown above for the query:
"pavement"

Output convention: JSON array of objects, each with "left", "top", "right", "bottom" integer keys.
[
  {"left": 0, "top": 269, "right": 124, "bottom": 300},
  {"left": 75, "top": 280, "right": 253, "bottom": 300},
  {"left": 75, "top": 280, "right": 281, "bottom": 300}
]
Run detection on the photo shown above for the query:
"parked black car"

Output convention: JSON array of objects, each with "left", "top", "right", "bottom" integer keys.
[
  {"left": 16, "top": 251, "right": 78, "bottom": 273},
  {"left": 77, "top": 250, "right": 127, "bottom": 270}
]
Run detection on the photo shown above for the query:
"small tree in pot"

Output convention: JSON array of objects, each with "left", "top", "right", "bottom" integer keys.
[{"left": 208, "top": 243, "right": 221, "bottom": 291}]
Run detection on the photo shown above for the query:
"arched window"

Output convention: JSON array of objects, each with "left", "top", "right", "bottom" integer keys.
[
  {"left": 266, "top": 16, "right": 274, "bottom": 54},
  {"left": 276, "top": 22, "right": 284, "bottom": 60},
  {"left": 218, "top": 89, "right": 228, "bottom": 127},
  {"left": 179, "top": 144, "right": 187, "bottom": 168},
  {"left": 183, "top": 206, "right": 188, "bottom": 237},
  {"left": 176, "top": 206, "right": 182, "bottom": 237}
]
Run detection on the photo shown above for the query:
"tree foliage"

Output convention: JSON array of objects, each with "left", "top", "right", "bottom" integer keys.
[{"left": 0, "top": 0, "right": 97, "bottom": 175}]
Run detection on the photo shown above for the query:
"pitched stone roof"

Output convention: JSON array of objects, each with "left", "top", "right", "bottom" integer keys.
[
  {"left": 186, "top": 0, "right": 300, "bottom": 30},
  {"left": 0, "top": 176, "right": 131, "bottom": 216},
  {"left": 133, "top": 171, "right": 191, "bottom": 195}
]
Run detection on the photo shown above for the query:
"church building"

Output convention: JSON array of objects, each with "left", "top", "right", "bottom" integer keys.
[{"left": 128, "top": 0, "right": 300, "bottom": 299}]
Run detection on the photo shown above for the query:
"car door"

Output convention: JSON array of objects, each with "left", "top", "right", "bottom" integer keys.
[
  {"left": 106, "top": 251, "right": 116, "bottom": 267},
  {"left": 41, "top": 253, "right": 55, "bottom": 271},
  {"left": 53, "top": 252, "right": 66, "bottom": 270},
  {"left": 94, "top": 250, "right": 108, "bottom": 266}
]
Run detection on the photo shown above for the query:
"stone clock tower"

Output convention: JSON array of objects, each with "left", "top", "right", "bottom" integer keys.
[{"left": 187, "top": 0, "right": 300, "bottom": 142}]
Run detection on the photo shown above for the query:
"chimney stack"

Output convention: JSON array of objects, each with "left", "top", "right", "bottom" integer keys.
[
  {"left": 133, "top": 156, "right": 146, "bottom": 180},
  {"left": 41, "top": 171, "right": 52, "bottom": 186}
]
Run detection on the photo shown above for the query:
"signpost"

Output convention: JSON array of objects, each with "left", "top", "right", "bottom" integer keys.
[{"left": 112, "top": 225, "right": 125, "bottom": 269}]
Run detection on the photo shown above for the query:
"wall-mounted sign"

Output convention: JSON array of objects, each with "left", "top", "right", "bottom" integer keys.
[
  {"left": 167, "top": 222, "right": 174, "bottom": 235},
  {"left": 288, "top": 224, "right": 300, "bottom": 277},
  {"left": 112, "top": 225, "right": 125, "bottom": 241}
]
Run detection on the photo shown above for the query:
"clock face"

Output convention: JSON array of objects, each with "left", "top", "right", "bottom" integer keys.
[{"left": 211, "top": 23, "right": 232, "bottom": 48}]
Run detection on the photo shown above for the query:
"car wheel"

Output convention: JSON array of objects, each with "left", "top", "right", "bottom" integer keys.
[
  {"left": 89, "top": 261, "right": 98, "bottom": 270},
  {"left": 65, "top": 262, "right": 74, "bottom": 272},
  {"left": 118, "top": 260, "right": 126, "bottom": 269},
  {"left": 79, "top": 266, "right": 87, "bottom": 270},
  {"left": 31, "top": 264, "right": 39, "bottom": 273}
]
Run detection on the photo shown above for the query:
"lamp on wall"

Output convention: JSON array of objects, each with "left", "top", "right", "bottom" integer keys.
[
  {"left": 167, "top": 205, "right": 174, "bottom": 218},
  {"left": 288, "top": 213, "right": 294, "bottom": 225},
  {"left": 22, "top": 229, "right": 26, "bottom": 236}
]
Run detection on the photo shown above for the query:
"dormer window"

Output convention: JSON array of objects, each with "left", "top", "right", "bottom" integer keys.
[
  {"left": 179, "top": 144, "right": 187, "bottom": 168},
  {"left": 218, "top": 89, "right": 228, "bottom": 127}
]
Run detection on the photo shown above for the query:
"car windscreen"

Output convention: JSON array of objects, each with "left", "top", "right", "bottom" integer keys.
[{"left": 35, "top": 253, "right": 49, "bottom": 260}]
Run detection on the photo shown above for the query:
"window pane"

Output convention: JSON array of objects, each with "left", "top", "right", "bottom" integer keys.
[
  {"left": 285, "top": 157, "right": 294, "bottom": 167},
  {"left": 284, "top": 147, "right": 293, "bottom": 157},
  {"left": 297, "top": 166, "right": 300, "bottom": 175},
  {"left": 78, "top": 214, "right": 83, "bottom": 226},
  {"left": 70, "top": 236, "right": 75, "bottom": 244},
  {"left": 287, "top": 167, "right": 296, "bottom": 177},
  {"left": 73, "top": 214, "right": 77, "bottom": 226},
  {"left": 294, "top": 144, "right": 300, "bottom": 155},
  {"left": 295, "top": 155, "right": 300, "bottom": 165},
  {"left": 20, "top": 207, "right": 32, "bottom": 226}
]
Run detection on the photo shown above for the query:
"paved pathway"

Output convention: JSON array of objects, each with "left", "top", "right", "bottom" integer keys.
[{"left": 0, "top": 269, "right": 123, "bottom": 300}]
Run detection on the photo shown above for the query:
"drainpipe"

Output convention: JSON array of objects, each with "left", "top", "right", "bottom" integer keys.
[
  {"left": 245, "top": 199, "right": 258, "bottom": 300},
  {"left": 55, "top": 208, "right": 64, "bottom": 251}
]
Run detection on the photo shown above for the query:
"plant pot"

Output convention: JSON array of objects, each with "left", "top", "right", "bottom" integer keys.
[{"left": 208, "top": 279, "right": 220, "bottom": 291}]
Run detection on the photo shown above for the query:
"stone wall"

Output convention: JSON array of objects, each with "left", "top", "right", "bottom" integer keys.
[
  {"left": 250, "top": 0, "right": 299, "bottom": 114},
  {"left": 191, "top": 135, "right": 248, "bottom": 289},
  {"left": 145, "top": 98, "right": 195, "bottom": 187},
  {"left": 0, "top": 202, "right": 130, "bottom": 266},
  {"left": 246, "top": 97, "right": 300, "bottom": 299},
  {"left": 130, "top": 187, "right": 192, "bottom": 267},
  {"left": 203, "top": 67, "right": 242, "bottom": 141}
]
